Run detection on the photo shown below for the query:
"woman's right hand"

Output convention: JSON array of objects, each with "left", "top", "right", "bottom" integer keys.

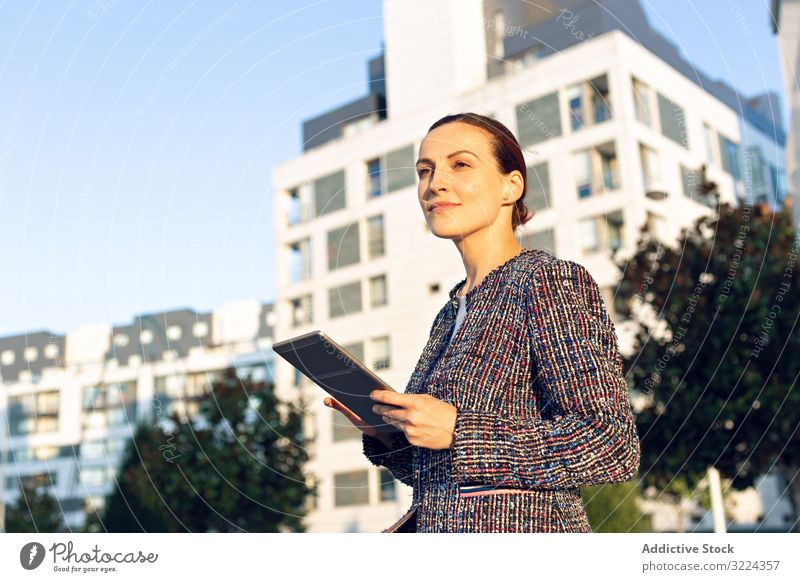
[{"left": 324, "top": 396, "right": 394, "bottom": 448}]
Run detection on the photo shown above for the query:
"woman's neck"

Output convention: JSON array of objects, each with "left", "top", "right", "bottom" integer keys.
[{"left": 456, "top": 240, "right": 524, "bottom": 296}]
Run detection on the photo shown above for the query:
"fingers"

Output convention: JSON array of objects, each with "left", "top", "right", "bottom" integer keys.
[
  {"left": 370, "top": 389, "right": 416, "bottom": 407},
  {"left": 324, "top": 397, "right": 361, "bottom": 422},
  {"left": 372, "top": 403, "right": 407, "bottom": 419}
]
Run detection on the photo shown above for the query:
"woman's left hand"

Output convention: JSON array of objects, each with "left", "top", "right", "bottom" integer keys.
[{"left": 370, "top": 390, "right": 457, "bottom": 450}]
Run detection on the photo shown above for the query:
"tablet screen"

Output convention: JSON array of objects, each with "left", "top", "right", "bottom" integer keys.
[{"left": 272, "top": 330, "right": 402, "bottom": 434}]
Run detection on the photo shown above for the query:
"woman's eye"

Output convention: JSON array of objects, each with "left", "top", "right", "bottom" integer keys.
[
  {"left": 417, "top": 168, "right": 431, "bottom": 177},
  {"left": 455, "top": 161, "right": 470, "bottom": 168}
]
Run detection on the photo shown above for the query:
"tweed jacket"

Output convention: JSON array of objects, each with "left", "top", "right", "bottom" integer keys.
[{"left": 362, "top": 248, "right": 641, "bottom": 533}]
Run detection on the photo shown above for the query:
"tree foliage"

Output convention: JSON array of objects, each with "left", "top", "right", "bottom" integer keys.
[
  {"left": 617, "top": 201, "right": 800, "bottom": 529},
  {"left": 4, "top": 478, "right": 67, "bottom": 533},
  {"left": 581, "top": 482, "right": 651, "bottom": 532},
  {"left": 96, "top": 367, "right": 315, "bottom": 532}
]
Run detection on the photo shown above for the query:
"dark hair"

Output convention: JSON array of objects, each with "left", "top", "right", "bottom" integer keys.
[{"left": 427, "top": 112, "right": 532, "bottom": 231}]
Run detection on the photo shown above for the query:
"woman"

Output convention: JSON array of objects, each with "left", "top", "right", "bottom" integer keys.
[{"left": 324, "top": 112, "right": 640, "bottom": 532}]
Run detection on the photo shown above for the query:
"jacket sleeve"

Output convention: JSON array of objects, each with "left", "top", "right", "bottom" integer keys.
[
  {"left": 361, "top": 306, "right": 450, "bottom": 488},
  {"left": 362, "top": 431, "right": 417, "bottom": 487},
  {"left": 450, "top": 259, "right": 640, "bottom": 489}
]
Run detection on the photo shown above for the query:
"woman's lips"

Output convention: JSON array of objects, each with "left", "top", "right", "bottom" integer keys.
[{"left": 431, "top": 203, "right": 460, "bottom": 214}]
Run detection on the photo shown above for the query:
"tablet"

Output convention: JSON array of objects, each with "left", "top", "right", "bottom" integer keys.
[{"left": 272, "top": 330, "right": 402, "bottom": 435}]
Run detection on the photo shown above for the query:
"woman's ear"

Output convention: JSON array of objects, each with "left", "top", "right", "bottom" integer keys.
[{"left": 506, "top": 170, "right": 525, "bottom": 204}]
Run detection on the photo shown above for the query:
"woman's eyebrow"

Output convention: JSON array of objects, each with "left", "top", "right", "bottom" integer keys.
[{"left": 415, "top": 149, "right": 480, "bottom": 166}]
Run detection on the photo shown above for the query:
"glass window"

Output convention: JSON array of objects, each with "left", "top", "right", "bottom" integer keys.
[
  {"left": 370, "top": 336, "right": 391, "bottom": 370},
  {"left": 568, "top": 74, "right": 611, "bottom": 131},
  {"left": 140, "top": 329, "right": 153, "bottom": 344},
  {"left": 606, "top": 211, "right": 625, "bottom": 251},
  {"left": 385, "top": 145, "right": 416, "bottom": 192},
  {"left": 369, "top": 274, "right": 388, "bottom": 308},
  {"left": 81, "top": 441, "right": 106, "bottom": 460},
  {"left": 516, "top": 92, "right": 562, "bottom": 146},
  {"left": 657, "top": 93, "right": 688, "bottom": 148},
  {"left": 332, "top": 408, "right": 362, "bottom": 442},
  {"left": 580, "top": 217, "right": 600, "bottom": 253},
  {"left": 769, "top": 163, "right": 787, "bottom": 206},
  {"left": 154, "top": 370, "right": 222, "bottom": 421},
  {"left": 567, "top": 84, "right": 583, "bottom": 131},
  {"left": 703, "top": 123, "right": 716, "bottom": 166},
  {"left": 79, "top": 466, "right": 114, "bottom": 488},
  {"left": 581, "top": 212, "right": 624, "bottom": 254},
  {"left": 520, "top": 228, "right": 556, "bottom": 255},
  {"left": 81, "top": 382, "right": 137, "bottom": 429},
  {"left": 8, "top": 391, "right": 60, "bottom": 436},
  {"left": 289, "top": 238, "right": 312, "bottom": 283},
  {"left": 287, "top": 184, "right": 314, "bottom": 226},
  {"left": 341, "top": 341, "right": 364, "bottom": 362},
  {"left": 379, "top": 468, "right": 397, "bottom": 502},
  {"left": 290, "top": 295, "right": 312, "bottom": 327},
  {"left": 632, "top": 77, "right": 652, "bottom": 126},
  {"left": 639, "top": 144, "right": 660, "bottom": 191},
  {"left": 600, "top": 145, "right": 618, "bottom": 190},
  {"left": 718, "top": 134, "right": 741, "bottom": 181},
  {"left": 367, "top": 215, "right": 385, "bottom": 259},
  {"left": 526, "top": 162, "right": 550, "bottom": 211},
  {"left": 574, "top": 150, "right": 591, "bottom": 199},
  {"left": 329, "top": 281, "right": 362, "bottom": 319},
  {"left": 23, "top": 346, "right": 38, "bottom": 362},
  {"left": 574, "top": 142, "right": 619, "bottom": 199},
  {"left": 366, "top": 158, "right": 382, "bottom": 198},
  {"left": 1, "top": 350, "right": 15, "bottom": 365},
  {"left": 327, "top": 223, "right": 360, "bottom": 270},
  {"left": 333, "top": 470, "right": 370, "bottom": 507},
  {"left": 314, "top": 170, "right": 346, "bottom": 217},
  {"left": 746, "top": 146, "right": 766, "bottom": 195},
  {"left": 590, "top": 75, "right": 611, "bottom": 124}
]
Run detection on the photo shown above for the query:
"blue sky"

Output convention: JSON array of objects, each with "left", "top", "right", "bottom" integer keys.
[{"left": 0, "top": 0, "right": 784, "bottom": 337}]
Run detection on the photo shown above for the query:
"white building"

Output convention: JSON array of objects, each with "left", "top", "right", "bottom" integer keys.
[
  {"left": 0, "top": 301, "right": 276, "bottom": 531},
  {"left": 772, "top": 0, "right": 800, "bottom": 229},
  {"left": 273, "top": 0, "right": 791, "bottom": 532}
]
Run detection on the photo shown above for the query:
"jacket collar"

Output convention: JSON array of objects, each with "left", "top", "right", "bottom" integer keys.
[{"left": 446, "top": 248, "right": 531, "bottom": 309}]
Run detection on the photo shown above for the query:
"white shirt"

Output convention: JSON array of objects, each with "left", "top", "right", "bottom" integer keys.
[{"left": 449, "top": 294, "right": 467, "bottom": 343}]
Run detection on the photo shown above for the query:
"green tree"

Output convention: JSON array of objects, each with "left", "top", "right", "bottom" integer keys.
[
  {"left": 581, "top": 482, "right": 651, "bottom": 532},
  {"left": 4, "top": 477, "right": 67, "bottom": 533},
  {"left": 98, "top": 367, "right": 315, "bottom": 532},
  {"left": 616, "top": 201, "right": 800, "bottom": 531}
]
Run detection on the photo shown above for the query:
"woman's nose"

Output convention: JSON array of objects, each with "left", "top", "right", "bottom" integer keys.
[{"left": 428, "top": 168, "right": 449, "bottom": 191}]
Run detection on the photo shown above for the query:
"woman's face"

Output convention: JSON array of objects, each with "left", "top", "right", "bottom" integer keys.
[{"left": 416, "top": 122, "right": 520, "bottom": 240}]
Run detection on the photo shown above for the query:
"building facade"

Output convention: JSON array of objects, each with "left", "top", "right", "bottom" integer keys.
[
  {"left": 273, "top": 0, "right": 791, "bottom": 532},
  {"left": 772, "top": 0, "right": 800, "bottom": 229},
  {"left": 0, "top": 301, "right": 275, "bottom": 531}
]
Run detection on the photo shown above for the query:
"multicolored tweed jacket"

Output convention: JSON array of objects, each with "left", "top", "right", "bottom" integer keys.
[{"left": 362, "top": 248, "right": 641, "bottom": 533}]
